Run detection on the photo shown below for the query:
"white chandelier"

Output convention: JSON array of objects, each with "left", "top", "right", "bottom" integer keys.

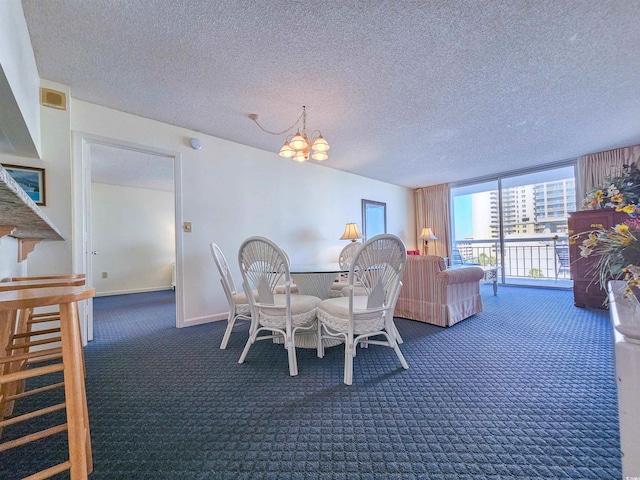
[{"left": 249, "top": 106, "right": 330, "bottom": 162}]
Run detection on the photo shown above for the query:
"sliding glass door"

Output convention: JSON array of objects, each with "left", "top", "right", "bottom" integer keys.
[
  {"left": 452, "top": 180, "right": 499, "bottom": 267},
  {"left": 451, "top": 164, "right": 575, "bottom": 288}
]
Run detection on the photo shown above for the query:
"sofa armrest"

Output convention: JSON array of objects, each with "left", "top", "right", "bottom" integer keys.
[{"left": 436, "top": 266, "right": 484, "bottom": 285}]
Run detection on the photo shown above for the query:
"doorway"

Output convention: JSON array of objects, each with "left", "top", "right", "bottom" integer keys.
[{"left": 72, "top": 133, "right": 184, "bottom": 343}]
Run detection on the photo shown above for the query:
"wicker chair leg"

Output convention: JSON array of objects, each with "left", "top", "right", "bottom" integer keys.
[
  {"left": 393, "top": 343, "right": 409, "bottom": 370},
  {"left": 344, "top": 341, "right": 354, "bottom": 386},
  {"left": 219, "top": 312, "right": 236, "bottom": 350},
  {"left": 238, "top": 336, "right": 253, "bottom": 364},
  {"left": 286, "top": 332, "right": 298, "bottom": 376},
  {"left": 316, "top": 322, "right": 325, "bottom": 358}
]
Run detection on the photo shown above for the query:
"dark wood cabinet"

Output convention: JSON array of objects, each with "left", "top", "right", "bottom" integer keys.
[{"left": 568, "top": 209, "right": 629, "bottom": 309}]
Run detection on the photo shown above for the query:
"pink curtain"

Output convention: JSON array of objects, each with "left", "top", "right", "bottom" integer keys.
[
  {"left": 415, "top": 184, "right": 451, "bottom": 258},
  {"left": 577, "top": 144, "right": 640, "bottom": 202}
]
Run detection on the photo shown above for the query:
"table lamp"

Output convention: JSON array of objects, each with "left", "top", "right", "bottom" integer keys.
[
  {"left": 340, "top": 223, "right": 363, "bottom": 242},
  {"left": 419, "top": 227, "right": 437, "bottom": 255}
]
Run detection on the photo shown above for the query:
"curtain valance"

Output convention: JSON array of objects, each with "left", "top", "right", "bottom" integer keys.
[{"left": 577, "top": 144, "right": 640, "bottom": 202}]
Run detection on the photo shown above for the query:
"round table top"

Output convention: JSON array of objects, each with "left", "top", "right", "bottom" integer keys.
[{"left": 289, "top": 263, "right": 346, "bottom": 274}]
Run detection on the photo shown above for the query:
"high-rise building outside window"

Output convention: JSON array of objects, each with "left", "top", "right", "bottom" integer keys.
[{"left": 451, "top": 164, "right": 575, "bottom": 288}]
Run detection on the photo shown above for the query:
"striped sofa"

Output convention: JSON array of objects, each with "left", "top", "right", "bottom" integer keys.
[{"left": 394, "top": 255, "right": 484, "bottom": 327}]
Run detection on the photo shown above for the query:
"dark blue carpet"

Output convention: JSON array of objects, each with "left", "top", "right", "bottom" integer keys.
[{"left": 1, "top": 285, "right": 621, "bottom": 479}]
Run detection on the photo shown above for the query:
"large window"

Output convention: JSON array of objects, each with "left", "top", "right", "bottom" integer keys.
[{"left": 451, "top": 164, "right": 576, "bottom": 287}]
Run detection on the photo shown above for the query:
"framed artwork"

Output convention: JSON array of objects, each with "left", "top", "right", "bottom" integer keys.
[
  {"left": 362, "top": 199, "right": 387, "bottom": 241},
  {"left": 2, "top": 164, "right": 46, "bottom": 205}
]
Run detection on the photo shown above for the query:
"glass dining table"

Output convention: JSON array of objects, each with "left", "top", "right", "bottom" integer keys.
[
  {"left": 289, "top": 263, "right": 347, "bottom": 300},
  {"left": 273, "top": 263, "right": 348, "bottom": 349}
]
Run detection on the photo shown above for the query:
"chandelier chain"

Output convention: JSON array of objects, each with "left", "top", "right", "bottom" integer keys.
[{"left": 250, "top": 111, "right": 304, "bottom": 136}]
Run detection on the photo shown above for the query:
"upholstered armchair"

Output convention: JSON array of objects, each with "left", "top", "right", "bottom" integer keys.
[{"left": 394, "top": 255, "right": 484, "bottom": 327}]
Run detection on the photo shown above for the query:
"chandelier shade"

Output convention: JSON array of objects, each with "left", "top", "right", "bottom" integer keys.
[
  {"left": 311, "top": 135, "right": 330, "bottom": 152},
  {"left": 278, "top": 142, "right": 295, "bottom": 158},
  {"left": 250, "top": 106, "right": 330, "bottom": 163},
  {"left": 290, "top": 132, "right": 309, "bottom": 151}
]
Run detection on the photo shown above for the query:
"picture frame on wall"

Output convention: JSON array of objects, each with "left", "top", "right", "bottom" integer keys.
[
  {"left": 2, "top": 164, "right": 46, "bottom": 206},
  {"left": 362, "top": 199, "right": 387, "bottom": 241}
]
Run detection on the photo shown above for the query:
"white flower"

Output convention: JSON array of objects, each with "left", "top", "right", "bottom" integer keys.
[
  {"left": 582, "top": 234, "right": 598, "bottom": 247},
  {"left": 579, "top": 245, "right": 593, "bottom": 257},
  {"left": 627, "top": 265, "right": 640, "bottom": 279}
]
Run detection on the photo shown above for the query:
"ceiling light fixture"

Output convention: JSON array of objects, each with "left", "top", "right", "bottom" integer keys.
[{"left": 249, "top": 106, "right": 330, "bottom": 162}]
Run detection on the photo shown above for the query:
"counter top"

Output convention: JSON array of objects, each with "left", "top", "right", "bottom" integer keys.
[
  {"left": 608, "top": 280, "right": 640, "bottom": 344},
  {"left": 607, "top": 280, "right": 640, "bottom": 478},
  {"left": 0, "top": 165, "right": 63, "bottom": 240}
]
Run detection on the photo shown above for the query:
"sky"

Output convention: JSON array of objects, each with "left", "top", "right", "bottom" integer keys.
[{"left": 454, "top": 195, "right": 472, "bottom": 240}]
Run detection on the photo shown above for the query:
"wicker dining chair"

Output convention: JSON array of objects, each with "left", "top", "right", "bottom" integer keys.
[
  {"left": 316, "top": 234, "right": 408, "bottom": 385},
  {"left": 329, "top": 242, "right": 361, "bottom": 298},
  {"left": 237, "top": 236, "right": 321, "bottom": 376},
  {"left": 210, "top": 243, "right": 253, "bottom": 349}
]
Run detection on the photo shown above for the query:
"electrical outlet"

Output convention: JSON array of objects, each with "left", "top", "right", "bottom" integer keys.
[
  {"left": 183, "top": 222, "right": 192, "bottom": 233},
  {"left": 101, "top": 272, "right": 108, "bottom": 278}
]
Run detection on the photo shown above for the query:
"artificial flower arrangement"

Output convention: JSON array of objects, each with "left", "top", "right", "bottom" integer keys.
[
  {"left": 575, "top": 164, "right": 640, "bottom": 296},
  {"left": 573, "top": 218, "right": 640, "bottom": 296},
  {"left": 582, "top": 164, "right": 640, "bottom": 211}
]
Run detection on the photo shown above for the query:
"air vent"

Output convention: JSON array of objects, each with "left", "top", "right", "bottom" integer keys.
[{"left": 40, "top": 88, "right": 67, "bottom": 110}]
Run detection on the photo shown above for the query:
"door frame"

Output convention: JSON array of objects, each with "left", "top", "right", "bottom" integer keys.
[{"left": 72, "top": 132, "right": 184, "bottom": 342}]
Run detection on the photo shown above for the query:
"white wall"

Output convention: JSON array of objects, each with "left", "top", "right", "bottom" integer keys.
[
  {"left": 0, "top": 1, "right": 42, "bottom": 274},
  {"left": 0, "top": 79, "right": 73, "bottom": 276},
  {"left": 0, "top": 0, "right": 41, "bottom": 157},
  {"left": 0, "top": 236, "right": 26, "bottom": 280},
  {"left": 71, "top": 100, "right": 415, "bottom": 326},
  {"left": 91, "top": 183, "right": 175, "bottom": 296}
]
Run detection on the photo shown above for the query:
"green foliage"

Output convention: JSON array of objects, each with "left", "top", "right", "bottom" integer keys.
[
  {"left": 528, "top": 268, "right": 544, "bottom": 278},
  {"left": 477, "top": 253, "right": 495, "bottom": 266}
]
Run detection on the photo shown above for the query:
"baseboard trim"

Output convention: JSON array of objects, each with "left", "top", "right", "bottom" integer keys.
[
  {"left": 95, "top": 286, "right": 174, "bottom": 297},
  {"left": 182, "top": 312, "right": 227, "bottom": 328}
]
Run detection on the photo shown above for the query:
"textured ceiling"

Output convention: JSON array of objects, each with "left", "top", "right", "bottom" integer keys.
[
  {"left": 21, "top": 0, "right": 640, "bottom": 189},
  {"left": 90, "top": 144, "right": 174, "bottom": 192}
]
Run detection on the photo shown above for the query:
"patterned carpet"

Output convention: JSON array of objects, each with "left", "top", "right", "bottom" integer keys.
[{"left": 1, "top": 285, "right": 621, "bottom": 479}]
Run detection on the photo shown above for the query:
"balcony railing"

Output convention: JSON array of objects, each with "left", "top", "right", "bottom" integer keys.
[{"left": 454, "top": 236, "right": 571, "bottom": 284}]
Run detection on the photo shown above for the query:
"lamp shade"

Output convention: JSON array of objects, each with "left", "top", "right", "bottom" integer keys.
[
  {"left": 292, "top": 151, "right": 307, "bottom": 162},
  {"left": 289, "top": 131, "right": 309, "bottom": 151},
  {"left": 278, "top": 142, "right": 295, "bottom": 158},
  {"left": 311, "top": 135, "right": 330, "bottom": 152},
  {"left": 340, "top": 223, "right": 363, "bottom": 241},
  {"left": 418, "top": 227, "right": 437, "bottom": 240},
  {"left": 311, "top": 151, "right": 328, "bottom": 161}
]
